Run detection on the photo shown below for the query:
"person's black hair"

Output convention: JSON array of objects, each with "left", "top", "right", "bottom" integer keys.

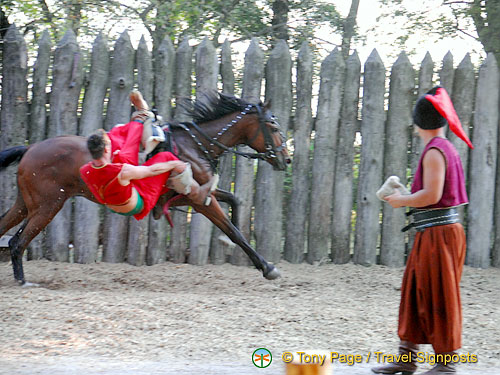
[
  {"left": 87, "top": 129, "right": 107, "bottom": 159},
  {"left": 413, "top": 86, "right": 447, "bottom": 130}
]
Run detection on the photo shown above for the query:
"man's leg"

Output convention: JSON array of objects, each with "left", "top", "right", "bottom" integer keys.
[
  {"left": 167, "top": 163, "right": 218, "bottom": 206},
  {"left": 129, "top": 90, "right": 164, "bottom": 155},
  {"left": 419, "top": 353, "right": 457, "bottom": 374},
  {"left": 108, "top": 121, "right": 144, "bottom": 165},
  {"left": 371, "top": 341, "right": 419, "bottom": 374},
  {"left": 108, "top": 90, "right": 156, "bottom": 165}
]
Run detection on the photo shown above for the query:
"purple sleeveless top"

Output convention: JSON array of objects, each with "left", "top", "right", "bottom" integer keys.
[{"left": 411, "top": 137, "right": 468, "bottom": 209}]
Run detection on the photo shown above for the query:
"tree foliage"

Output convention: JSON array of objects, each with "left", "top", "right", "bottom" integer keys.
[
  {"left": 372, "top": 0, "right": 500, "bottom": 62},
  {"left": 1, "top": 0, "right": 124, "bottom": 41},
  {"left": 1, "top": 0, "right": 359, "bottom": 57}
]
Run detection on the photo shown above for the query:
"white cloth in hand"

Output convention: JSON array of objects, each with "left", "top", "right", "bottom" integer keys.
[{"left": 376, "top": 176, "right": 410, "bottom": 201}]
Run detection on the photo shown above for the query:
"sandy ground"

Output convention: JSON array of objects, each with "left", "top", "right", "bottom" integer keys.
[{"left": 0, "top": 259, "right": 498, "bottom": 374}]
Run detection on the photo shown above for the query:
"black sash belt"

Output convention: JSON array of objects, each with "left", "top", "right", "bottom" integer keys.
[{"left": 402, "top": 207, "right": 459, "bottom": 232}]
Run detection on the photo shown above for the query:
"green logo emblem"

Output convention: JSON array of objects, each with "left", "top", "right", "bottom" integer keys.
[{"left": 252, "top": 348, "right": 272, "bottom": 368}]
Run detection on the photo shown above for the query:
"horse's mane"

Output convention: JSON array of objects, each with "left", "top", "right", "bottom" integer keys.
[{"left": 179, "top": 91, "right": 255, "bottom": 124}]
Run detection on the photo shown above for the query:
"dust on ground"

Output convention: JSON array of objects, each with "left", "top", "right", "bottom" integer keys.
[{"left": 0, "top": 260, "right": 498, "bottom": 374}]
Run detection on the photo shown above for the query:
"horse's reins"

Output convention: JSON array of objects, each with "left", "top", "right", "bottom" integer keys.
[{"left": 171, "top": 103, "right": 286, "bottom": 173}]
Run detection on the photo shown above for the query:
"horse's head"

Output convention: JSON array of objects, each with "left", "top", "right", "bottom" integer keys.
[
  {"left": 179, "top": 91, "right": 291, "bottom": 171},
  {"left": 245, "top": 101, "right": 291, "bottom": 171}
]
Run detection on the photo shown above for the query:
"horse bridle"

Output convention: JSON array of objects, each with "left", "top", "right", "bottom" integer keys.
[
  {"left": 172, "top": 103, "right": 286, "bottom": 172},
  {"left": 248, "top": 104, "right": 286, "bottom": 158}
]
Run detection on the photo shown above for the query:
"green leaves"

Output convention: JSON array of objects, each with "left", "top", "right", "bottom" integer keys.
[
  {"left": 371, "top": 0, "right": 495, "bottom": 59},
  {"left": 3, "top": 0, "right": 358, "bottom": 58}
]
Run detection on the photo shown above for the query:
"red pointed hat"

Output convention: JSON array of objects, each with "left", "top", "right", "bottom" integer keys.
[{"left": 413, "top": 86, "right": 474, "bottom": 149}]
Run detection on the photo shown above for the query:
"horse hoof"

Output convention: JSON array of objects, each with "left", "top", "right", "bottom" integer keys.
[{"left": 263, "top": 265, "right": 281, "bottom": 280}]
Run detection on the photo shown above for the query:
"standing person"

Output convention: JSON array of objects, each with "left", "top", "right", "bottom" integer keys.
[{"left": 372, "top": 86, "right": 473, "bottom": 375}]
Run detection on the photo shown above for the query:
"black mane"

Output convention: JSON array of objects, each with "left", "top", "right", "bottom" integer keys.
[{"left": 179, "top": 91, "right": 256, "bottom": 124}]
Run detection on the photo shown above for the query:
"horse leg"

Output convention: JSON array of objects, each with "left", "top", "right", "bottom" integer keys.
[
  {"left": 0, "top": 194, "right": 28, "bottom": 238},
  {"left": 213, "top": 189, "right": 240, "bottom": 227},
  {"left": 170, "top": 196, "right": 280, "bottom": 280},
  {"left": 9, "top": 205, "right": 62, "bottom": 285},
  {"left": 9, "top": 221, "right": 29, "bottom": 284}
]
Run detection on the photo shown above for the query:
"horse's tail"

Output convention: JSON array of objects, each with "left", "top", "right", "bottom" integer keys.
[{"left": 0, "top": 146, "right": 28, "bottom": 171}]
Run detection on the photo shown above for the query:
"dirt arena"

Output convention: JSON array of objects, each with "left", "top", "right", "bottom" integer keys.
[{"left": 0, "top": 258, "right": 498, "bottom": 374}]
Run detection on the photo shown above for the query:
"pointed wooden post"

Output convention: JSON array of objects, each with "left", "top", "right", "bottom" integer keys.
[
  {"left": 26, "top": 30, "right": 50, "bottom": 260},
  {"left": 47, "top": 29, "right": 82, "bottom": 137},
  {"left": 450, "top": 54, "right": 474, "bottom": 172},
  {"left": 441, "top": 51, "right": 456, "bottom": 140},
  {"left": 353, "top": 49, "right": 386, "bottom": 266},
  {"left": 255, "top": 39, "right": 292, "bottom": 263},
  {"left": 407, "top": 53, "right": 434, "bottom": 255},
  {"left": 79, "top": 34, "right": 109, "bottom": 136},
  {"left": 231, "top": 38, "right": 264, "bottom": 266},
  {"left": 380, "top": 51, "right": 415, "bottom": 267},
  {"left": 468, "top": 54, "right": 499, "bottom": 267},
  {"left": 0, "top": 24, "right": 28, "bottom": 214},
  {"left": 148, "top": 36, "right": 175, "bottom": 266},
  {"left": 450, "top": 54, "right": 475, "bottom": 223},
  {"left": 284, "top": 41, "right": 313, "bottom": 263},
  {"left": 410, "top": 53, "right": 434, "bottom": 175},
  {"left": 29, "top": 30, "right": 51, "bottom": 144},
  {"left": 440, "top": 51, "right": 454, "bottom": 94},
  {"left": 331, "top": 51, "right": 361, "bottom": 264},
  {"left": 189, "top": 38, "right": 218, "bottom": 266},
  {"left": 307, "top": 48, "right": 345, "bottom": 263},
  {"left": 168, "top": 37, "right": 192, "bottom": 264},
  {"left": 74, "top": 33, "right": 109, "bottom": 264},
  {"left": 210, "top": 39, "right": 236, "bottom": 265},
  {"left": 153, "top": 36, "right": 175, "bottom": 120},
  {"left": 45, "top": 29, "right": 83, "bottom": 262},
  {"left": 126, "top": 36, "right": 153, "bottom": 267},
  {"left": 102, "top": 31, "right": 135, "bottom": 263}
]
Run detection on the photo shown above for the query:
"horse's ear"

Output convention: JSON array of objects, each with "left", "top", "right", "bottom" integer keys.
[{"left": 263, "top": 99, "right": 272, "bottom": 110}]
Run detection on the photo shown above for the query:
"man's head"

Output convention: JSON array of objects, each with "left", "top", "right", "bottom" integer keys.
[
  {"left": 87, "top": 129, "right": 110, "bottom": 159},
  {"left": 413, "top": 87, "right": 447, "bottom": 130},
  {"left": 413, "top": 86, "right": 473, "bottom": 149}
]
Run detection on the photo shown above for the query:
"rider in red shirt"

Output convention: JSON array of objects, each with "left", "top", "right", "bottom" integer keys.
[
  {"left": 80, "top": 128, "right": 215, "bottom": 220},
  {"left": 80, "top": 92, "right": 216, "bottom": 220}
]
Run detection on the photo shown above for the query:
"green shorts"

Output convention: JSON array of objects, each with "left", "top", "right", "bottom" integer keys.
[{"left": 110, "top": 194, "right": 144, "bottom": 216}]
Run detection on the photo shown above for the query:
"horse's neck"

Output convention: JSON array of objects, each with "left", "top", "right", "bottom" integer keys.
[{"left": 201, "top": 113, "right": 254, "bottom": 155}]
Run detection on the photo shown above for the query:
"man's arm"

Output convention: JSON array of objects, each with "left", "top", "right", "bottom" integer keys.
[
  {"left": 385, "top": 148, "right": 446, "bottom": 208},
  {"left": 118, "top": 161, "right": 186, "bottom": 185}
]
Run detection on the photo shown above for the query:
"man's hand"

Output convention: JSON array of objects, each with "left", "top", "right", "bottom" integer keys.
[
  {"left": 119, "top": 160, "right": 187, "bottom": 185},
  {"left": 148, "top": 160, "right": 186, "bottom": 175},
  {"left": 384, "top": 190, "right": 405, "bottom": 208}
]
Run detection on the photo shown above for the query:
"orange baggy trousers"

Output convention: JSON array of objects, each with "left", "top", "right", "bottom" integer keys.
[{"left": 398, "top": 223, "right": 466, "bottom": 353}]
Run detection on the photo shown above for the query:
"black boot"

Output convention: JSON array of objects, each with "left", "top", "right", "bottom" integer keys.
[{"left": 371, "top": 341, "right": 419, "bottom": 375}]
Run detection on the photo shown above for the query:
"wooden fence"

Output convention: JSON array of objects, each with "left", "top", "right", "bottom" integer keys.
[{"left": 1, "top": 24, "right": 500, "bottom": 269}]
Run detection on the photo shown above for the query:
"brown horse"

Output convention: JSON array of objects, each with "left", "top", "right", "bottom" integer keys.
[{"left": 0, "top": 92, "right": 291, "bottom": 285}]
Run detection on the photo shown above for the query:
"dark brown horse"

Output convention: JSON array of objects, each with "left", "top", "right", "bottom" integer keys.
[{"left": 0, "top": 92, "right": 291, "bottom": 285}]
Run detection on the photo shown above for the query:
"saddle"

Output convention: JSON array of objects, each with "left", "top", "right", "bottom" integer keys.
[{"left": 144, "top": 119, "right": 178, "bottom": 161}]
